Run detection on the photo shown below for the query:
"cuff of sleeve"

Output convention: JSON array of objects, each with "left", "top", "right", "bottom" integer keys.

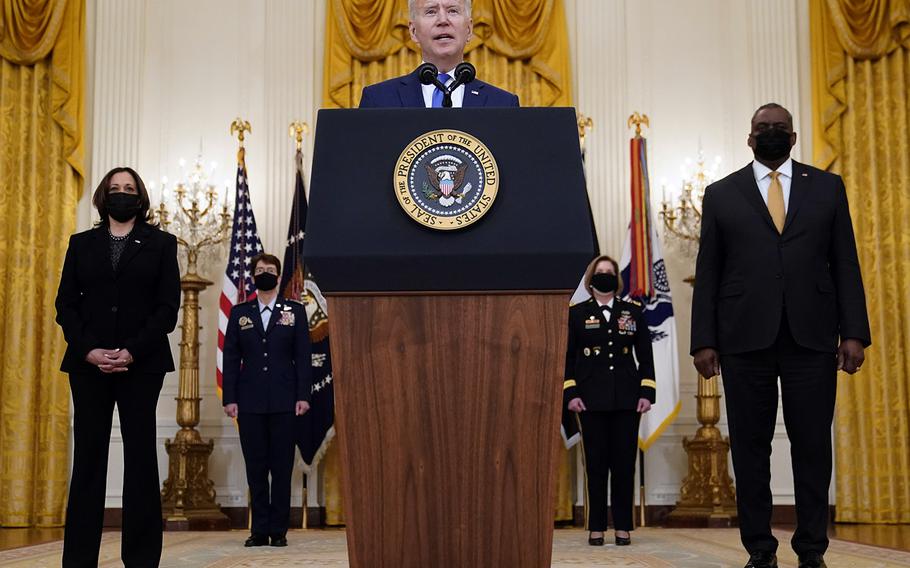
[{"left": 640, "top": 378, "right": 656, "bottom": 403}]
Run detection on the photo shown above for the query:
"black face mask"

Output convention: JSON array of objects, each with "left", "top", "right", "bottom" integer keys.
[
  {"left": 591, "top": 273, "right": 618, "bottom": 294},
  {"left": 254, "top": 272, "right": 279, "bottom": 291},
  {"left": 753, "top": 128, "right": 793, "bottom": 162},
  {"left": 106, "top": 192, "right": 141, "bottom": 222}
]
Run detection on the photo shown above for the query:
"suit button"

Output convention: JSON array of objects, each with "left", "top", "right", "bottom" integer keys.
[
  {"left": 608, "top": 329, "right": 613, "bottom": 334},
  {"left": 262, "top": 338, "right": 267, "bottom": 344},
  {"left": 111, "top": 306, "right": 118, "bottom": 312},
  {"left": 608, "top": 341, "right": 613, "bottom": 346},
  {"left": 609, "top": 365, "right": 614, "bottom": 371},
  {"left": 609, "top": 353, "right": 614, "bottom": 358},
  {"left": 263, "top": 366, "right": 268, "bottom": 371},
  {"left": 264, "top": 352, "right": 268, "bottom": 357}
]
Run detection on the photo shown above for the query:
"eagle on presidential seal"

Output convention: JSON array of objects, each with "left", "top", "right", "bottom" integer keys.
[{"left": 422, "top": 155, "right": 473, "bottom": 207}]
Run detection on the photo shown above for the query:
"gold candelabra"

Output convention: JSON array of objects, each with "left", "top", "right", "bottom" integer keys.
[
  {"left": 156, "top": 141, "right": 234, "bottom": 530},
  {"left": 661, "top": 149, "right": 737, "bottom": 527}
]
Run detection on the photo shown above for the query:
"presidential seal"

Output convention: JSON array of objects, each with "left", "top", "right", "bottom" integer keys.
[{"left": 393, "top": 129, "right": 499, "bottom": 230}]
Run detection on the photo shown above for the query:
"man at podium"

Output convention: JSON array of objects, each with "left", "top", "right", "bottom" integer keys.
[{"left": 359, "top": 0, "right": 519, "bottom": 108}]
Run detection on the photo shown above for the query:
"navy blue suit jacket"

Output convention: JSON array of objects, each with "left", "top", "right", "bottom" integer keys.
[
  {"left": 359, "top": 70, "right": 520, "bottom": 108},
  {"left": 222, "top": 298, "right": 313, "bottom": 413}
]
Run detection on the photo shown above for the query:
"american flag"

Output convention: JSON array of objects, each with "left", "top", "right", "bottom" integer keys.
[{"left": 216, "top": 147, "right": 264, "bottom": 400}]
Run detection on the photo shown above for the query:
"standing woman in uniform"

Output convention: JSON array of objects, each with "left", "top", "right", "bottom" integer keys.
[
  {"left": 564, "top": 255, "right": 655, "bottom": 547},
  {"left": 55, "top": 167, "right": 180, "bottom": 567}
]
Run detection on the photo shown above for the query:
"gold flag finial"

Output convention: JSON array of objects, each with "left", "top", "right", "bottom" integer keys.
[
  {"left": 627, "top": 112, "right": 649, "bottom": 137},
  {"left": 577, "top": 113, "right": 594, "bottom": 150},
  {"left": 230, "top": 118, "right": 252, "bottom": 146},
  {"left": 288, "top": 121, "right": 310, "bottom": 152},
  {"left": 230, "top": 118, "right": 251, "bottom": 164}
]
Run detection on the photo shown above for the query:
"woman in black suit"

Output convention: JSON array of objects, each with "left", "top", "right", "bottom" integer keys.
[
  {"left": 563, "top": 255, "right": 655, "bottom": 547},
  {"left": 55, "top": 166, "right": 180, "bottom": 568}
]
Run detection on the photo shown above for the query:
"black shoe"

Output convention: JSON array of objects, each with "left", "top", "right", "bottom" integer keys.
[
  {"left": 244, "top": 534, "right": 269, "bottom": 547},
  {"left": 615, "top": 533, "right": 631, "bottom": 546},
  {"left": 270, "top": 535, "right": 288, "bottom": 547},
  {"left": 745, "top": 551, "right": 778, "bottom": 568},
  {"left": 798, "top": 552, "right": 827, "bottom": 568},
  {"left": 588, "top": 532, "right": 605, "bottom": 546}
]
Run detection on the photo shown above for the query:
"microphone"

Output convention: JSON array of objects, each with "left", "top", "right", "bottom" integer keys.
[
  {"left": 442, "top": 62, "right": 476, "bottom": 108},
  {"left": 416, "top": 62, "right": 454, "bottom": 108},
  {"left": 451, "top": 62, "right": 476, "bottom": 89},
  {"left": 415, "top": 62, "right": 476, "bottom": 108}
]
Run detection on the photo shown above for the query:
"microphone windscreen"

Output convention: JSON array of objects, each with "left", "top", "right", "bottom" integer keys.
[
  {"left": 454, "top": 62, "right": 476, "bottom": 83},
  {"left": 417, "top": 62, "right": 439, "bottom": 85}
]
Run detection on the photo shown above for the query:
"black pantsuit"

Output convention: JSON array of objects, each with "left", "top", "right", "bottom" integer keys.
[
  {"left": 237, "top": 412, "right": 296, "bottom": 536},
  {"left": 577, "top": 410, "right": 641, "bottom": 531},
  {"left": 564, "top": 297, "right": 655, "bottom": 533},
  {"left": 721, "top": 316, "right": 836, "bottom": 556},
  {"left": 64, "top": 371, "right": 165, "bottom": 568},
  {"left": 55, "top": 222, "right": 180, "bottom": 568},
  {"left": 691, "top": 160, "right": 870, "bottom": 557}
]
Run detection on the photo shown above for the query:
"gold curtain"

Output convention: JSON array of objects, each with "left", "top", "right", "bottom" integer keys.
[
  {"left": 0, "top": 0, "right": 84, "bottom": 527},
  {"left": 321, "top": 0, "right": 575, "bottom": 525},
  {"left": 810, "top": 0, "right": 910, "bottom": 523},
  {"left": 323, "top": 0, "right": 571, "bottom": 108}
]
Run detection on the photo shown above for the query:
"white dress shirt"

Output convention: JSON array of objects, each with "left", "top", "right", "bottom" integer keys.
[
  {"left": 595, "top": 297, "right": 615, "bottom": 322},
  {"left": 420, "top": 64, "right": 465, "bottom": 108},
  {"left": 258, "top": 296, "right": 277, "bottom": 329},
  {"left": 752, "top": 157, "right": 793, "bottom": 213}
]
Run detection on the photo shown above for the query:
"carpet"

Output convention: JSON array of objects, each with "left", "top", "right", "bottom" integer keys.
[{"left": 1, "top": 528, "right": 908, "bottom": 567}]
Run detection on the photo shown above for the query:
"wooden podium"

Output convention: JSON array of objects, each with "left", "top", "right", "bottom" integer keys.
[{"left": 305, "top": 108, "right": 596, "bottom": 567}]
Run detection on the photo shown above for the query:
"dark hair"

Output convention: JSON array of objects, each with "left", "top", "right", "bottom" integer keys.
[
  {"left": 583, "top": 255, "right": 624, "bottom": 296},
  {"left": 751, "top": 103, "right": 793, "bottom": 128},
  {"left": 92, "top": 166, "right": 155, "bottom": 225},
  {"left": 251, "top": 253, "right": 281, "bottom": 274}
]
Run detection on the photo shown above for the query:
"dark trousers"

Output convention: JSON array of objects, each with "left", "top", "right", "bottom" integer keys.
[
  {"left": 721, "top": 316, "right": 837, "bottom": 556},
  {"left": 63, "top": 372, "right": 164, "bottom": 568},
  {"left": 578, "top": 410, "right": 640, "bottom": 532},
  {"left": 237, "top": 412, "right": 296, "bottom": 537}
]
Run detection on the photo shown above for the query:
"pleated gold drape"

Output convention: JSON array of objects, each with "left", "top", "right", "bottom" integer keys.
[
  {"left": 321, "top": 0, "right": 575, "bottom": 526},
  {"left": 323, "top": 0, "right": 571, "bottom": 109},
  {"left": 0, "top": 0, "right": 84, "bottom": 527},
  {"left": 810, "top": 0, "right": 910, "bottom": 523}
]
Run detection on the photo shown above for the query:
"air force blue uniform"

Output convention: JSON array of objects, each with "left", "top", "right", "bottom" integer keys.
[{"left": 223, "top": 298, "right": 312, "bottom": 539}]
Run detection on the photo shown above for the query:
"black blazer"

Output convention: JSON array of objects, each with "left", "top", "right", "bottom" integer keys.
[
  {"left": 563, "top": 298, "right": 656, "bottom": 411},
  {"left": 221, "top": 298, "right": 312, "bottom": 413},
  {"left": 691, "top": 161, "right": 871, "bottom": 355},
  {"left": 358, "top": 70, "right": 520, "bottom": 108},
  {"left": 55, "top": 223, "right": 181, "bottom": 374}
]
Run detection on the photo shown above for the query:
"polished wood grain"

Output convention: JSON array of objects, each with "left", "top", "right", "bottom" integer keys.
[{"left": 329, "top": 293, "right": 567, "bottom": 568}]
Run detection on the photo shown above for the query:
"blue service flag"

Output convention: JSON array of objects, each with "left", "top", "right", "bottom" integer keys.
[{"left": 280, "top": 150, "right": 335, "bottom": 471}]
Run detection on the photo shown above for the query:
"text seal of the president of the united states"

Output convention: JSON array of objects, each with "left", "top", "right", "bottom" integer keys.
[{"left": 393, "top": 129, "right": 499, "bottom": 230}]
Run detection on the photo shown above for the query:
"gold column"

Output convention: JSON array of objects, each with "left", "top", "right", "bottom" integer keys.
[{"left": 667, "top": 372, "right": 737, "bottom": 526}]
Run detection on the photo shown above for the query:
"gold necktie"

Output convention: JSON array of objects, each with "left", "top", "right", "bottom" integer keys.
[{"left": 767, "top": 171, "right": 785, "bottom": 233}]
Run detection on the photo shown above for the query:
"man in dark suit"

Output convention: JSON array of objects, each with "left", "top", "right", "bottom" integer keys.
[
  {"left": 691, "top": 103, "right": 870, "bottom": 568},
  {"left": 222, "top": 253, "right": 312, "bottom": 547},
  {"left": 359, "top": 0, "right": 519, "bottom": 108}
]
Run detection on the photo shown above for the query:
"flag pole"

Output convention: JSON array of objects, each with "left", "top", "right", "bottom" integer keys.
[{"left": 639, "top": 448, "right": 646, "bottom": 527}]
